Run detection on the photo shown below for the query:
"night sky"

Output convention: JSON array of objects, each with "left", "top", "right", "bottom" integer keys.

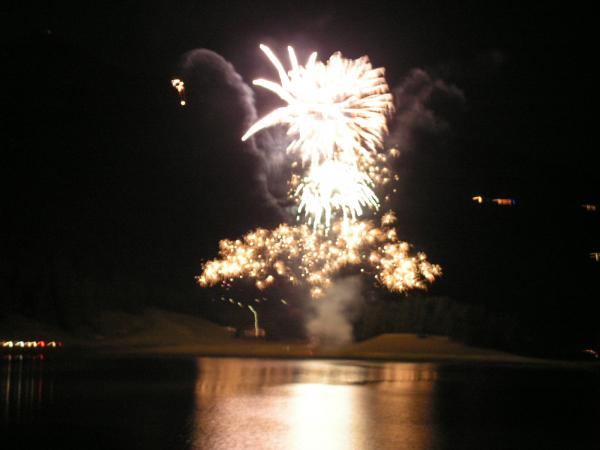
[{"left": 2, "top": 2, "right": 598, "bottom": 347}]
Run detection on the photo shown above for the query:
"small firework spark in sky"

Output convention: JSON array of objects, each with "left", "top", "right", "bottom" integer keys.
[{"left": 171, "top": 78, "right": 186, "bottom": 106}]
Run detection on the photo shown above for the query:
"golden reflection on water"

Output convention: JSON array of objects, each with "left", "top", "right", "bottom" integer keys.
[
  {"left": 191, "top": 358, "right": 438, "bottom": 450},
  {"left": 285, "top": 383, "right": 355, "bottom": 450}
]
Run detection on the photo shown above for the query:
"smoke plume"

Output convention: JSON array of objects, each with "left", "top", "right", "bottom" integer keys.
[
  {"left": 306, "top": 276, "right": 363, "bottom": 346},
  {"left": 388, "top": 68, "right": 465, "bottom": 153},
  {"left": 178, "top": 49, "right": 292, "bottom": 221}
]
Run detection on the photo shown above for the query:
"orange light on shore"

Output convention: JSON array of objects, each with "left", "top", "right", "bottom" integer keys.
[
  {"left": 581, "top": 204, "right": 597, "bottom": 212},
  {"left": 491, "top": 198, "right": 516, "bottom": 206},
  {"left": 473, "top": 196, "right": 516, "bottom": 206}
]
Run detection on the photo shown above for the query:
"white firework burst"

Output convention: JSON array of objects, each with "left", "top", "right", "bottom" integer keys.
[
  {"left": 296, "top": 160, "right": 379, "bottom": 229},
  {"left": 242, "top": 44, "right": 393, "bottom": 165}
]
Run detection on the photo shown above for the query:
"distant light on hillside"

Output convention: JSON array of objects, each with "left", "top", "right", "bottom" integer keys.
[
  {"left": 472, "top": 195, "right": 516, "bottom": 206},
  {"left": 581, "top": 204, "right": 597, "bottom": 212},
  {"left": 1, "top": 340, "right": 63, "bottom": 349},
  {"left": 491, "top": 198, "right": 516, "bottom": 206}
]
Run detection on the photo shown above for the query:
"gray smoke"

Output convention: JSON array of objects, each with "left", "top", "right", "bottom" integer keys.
[
  {"left": 178, "top": 49, "right": 292, "bottom": 221},
  {"left": 306, "top": 276, "right": 364, "bottom": 346},
  {"left": 388, "top": 68, "right": 465, "bottom": 153},
  {"left": 180, "top": 49, "right": 257, "bottom": 129}
]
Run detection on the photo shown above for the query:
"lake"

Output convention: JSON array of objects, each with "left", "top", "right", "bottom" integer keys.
[{"left": 1, "top": 354, "right": 598, "bottom": 449}]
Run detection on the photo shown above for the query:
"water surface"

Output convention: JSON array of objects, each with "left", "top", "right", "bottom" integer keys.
[{"left": 1, "top": 355, "right": 598, "bottom": 449}]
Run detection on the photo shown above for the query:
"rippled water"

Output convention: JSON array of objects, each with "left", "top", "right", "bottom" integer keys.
[{"left": 1, "top": 354, "right": 598, "bottom": 449}]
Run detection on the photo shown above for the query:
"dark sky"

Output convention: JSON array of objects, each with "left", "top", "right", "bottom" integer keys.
[{"left": 2, "top": 2, "right": 598, "bottom": 332}]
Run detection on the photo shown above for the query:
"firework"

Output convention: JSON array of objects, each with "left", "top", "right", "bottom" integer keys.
[
  {"left": 197, "top": 213, "right": 441, "bottom": 298},
  {"left": 197, "top": 44, "right": 440, "bottom": 303},
  {"left": 295, "top": 160, "right": 379, "bottom": 228},
  {"left": 171, "top": 78, "right": 187, "bottom": 106},
  {"left": 242, "top": 45, "right": 393, "bottom": 164},
  {"left": 241, "top": 45, "right": 393, "bottom": 228}
]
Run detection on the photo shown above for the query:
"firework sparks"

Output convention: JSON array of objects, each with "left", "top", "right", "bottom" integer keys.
[
  {"left": 197, "top": 44, "right": 440, "bottom": 304},
  {"left": 171, "top": 78, "right": 187, "bottom": 106},
  {"left": 241, "top": 45, "right": 393, "bottom": 228},
  {"left": 197, "top": 214, "right": 441, "bottom": 298},
  {"left": 296, "top": 160, "right": 379, "bottom": 228},
  {"left": 242, "top": 45, "right": 393, "bottom": 164}
]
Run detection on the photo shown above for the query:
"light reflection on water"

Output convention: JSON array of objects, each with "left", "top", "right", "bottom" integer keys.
[
  {"left": 1, "top": 354, "right": 52, "bottom": 425},
  {"left": 1, "top": 355, "right": 597, "bottom": 449},
  {"left": 191, "top": 358, "right": 438, "bottom": 450}
]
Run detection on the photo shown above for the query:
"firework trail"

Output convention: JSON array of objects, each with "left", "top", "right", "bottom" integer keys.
[{"left": 197, "top": 45, "right": 440, "bottom": 299}]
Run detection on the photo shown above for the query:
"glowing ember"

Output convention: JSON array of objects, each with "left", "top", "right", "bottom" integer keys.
[{"left": 171, "top": 78, "right": 187, "bottom": 106}]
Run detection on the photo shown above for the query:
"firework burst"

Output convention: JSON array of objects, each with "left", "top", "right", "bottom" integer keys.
[
  {"left": 241, "top": 45, "right": 394, "bottom": 227},
  {"left": 242, "top": 45, "right": 393, "bottom": 166},
  {"left": 295, "top": 160, "right": 379, "bottom": 228},
  {"left": 197, "top": 213, "right": 441, "bottom": 298},
  {"left": 197, "top": 44, "right": 440, "bottom": 301}
]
